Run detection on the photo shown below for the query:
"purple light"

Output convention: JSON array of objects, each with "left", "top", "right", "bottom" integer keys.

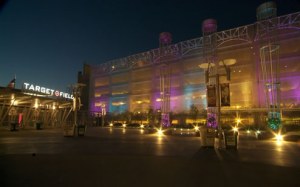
[
  {"left": 207, "top": 113, "right": 217, "bottom": 128},
  {"left": 159, "top": 32, "right": 172, "bottom": 45}
]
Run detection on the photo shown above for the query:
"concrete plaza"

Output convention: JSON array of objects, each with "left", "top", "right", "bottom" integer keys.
[{"left": 1, "top": 127, "right": 300, "bottom": 187}]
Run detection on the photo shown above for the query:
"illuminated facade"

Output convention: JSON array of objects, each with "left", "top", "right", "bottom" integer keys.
[
  {"left": 0, "top": 86, "right": 73, "bottom": 128},
  {"left": 87, "top": 10, "right": 300, "bottom": 125}
]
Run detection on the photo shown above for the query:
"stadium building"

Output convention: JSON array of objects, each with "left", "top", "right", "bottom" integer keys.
[
  {"left": 0, "top": 83, "right": 74, "bottom": 130},
  {"left": 80, "top": 2, "right": 300, "bottom": 127}
]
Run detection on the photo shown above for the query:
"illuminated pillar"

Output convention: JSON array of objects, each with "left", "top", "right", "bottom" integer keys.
[
  {"left": 158, "top": 32, "right": 172, "bottom": 128},
  {"left": 256, "top": 2, "right": 281, "bottom": 131},
  {"left": 159, "top": 64, "right": 170, "bottom": 127},
  {"left": 202, "top": 18, "right": 219, "bottom": 129}
]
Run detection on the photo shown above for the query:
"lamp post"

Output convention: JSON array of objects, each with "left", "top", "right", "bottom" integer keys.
[
  {"left": 72, "top": 83, "right": 85, "bottom": 132},
  {"left": 101, "top": 104, "right": 106, "bottom": 127}
]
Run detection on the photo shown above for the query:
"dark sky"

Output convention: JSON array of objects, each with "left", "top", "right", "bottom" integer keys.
[{"left": 0, "top": 0, "right": 299, "bottom": 91}]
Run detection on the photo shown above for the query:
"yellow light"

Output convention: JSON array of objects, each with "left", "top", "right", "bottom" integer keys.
[
  {"left": 275, "top": 133, "right": 283, "bottom": 142},
  {"left": 247, "top": 130, "right": 250, "bottom": 134},
  {"left": 122, "top": 123, "right": 126, "bottom": 128},
  {"left": 194, "top": 126, "right": 199, "bottom": 131},
  {"left": 109, "top": 123, "right": 113, "bottom": 127},
  {"left": 10, "top": 95, "right": 15, "bottom": 105},
  {"left": 140, "top": 124, "right": 144, "bottom": 129},
  {"left": 157, "top": 128, "right": 163, "bottom": 136},
  {"left": 34, "top": 100, "right": 39, "bottom": 108},
  {"left": 233, "top": 126, "right": 238, "bottom": 132}
]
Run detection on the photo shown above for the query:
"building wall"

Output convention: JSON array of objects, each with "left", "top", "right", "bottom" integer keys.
[{"left": 88, "top": 12, "right": 300, "bottom": 124}]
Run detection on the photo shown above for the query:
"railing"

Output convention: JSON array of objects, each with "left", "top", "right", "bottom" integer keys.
[{"left": 92, "top": 11, "right": 300, "bottom": 73}]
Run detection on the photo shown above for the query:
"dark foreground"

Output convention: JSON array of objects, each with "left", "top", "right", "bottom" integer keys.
[{"left": 1, "top": 127, "right": 300, "bottom": 187}]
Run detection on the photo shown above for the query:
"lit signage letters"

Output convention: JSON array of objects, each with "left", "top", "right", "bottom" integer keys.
[{"left": 23, "top": 82, "right": 74, "bottom": 99}]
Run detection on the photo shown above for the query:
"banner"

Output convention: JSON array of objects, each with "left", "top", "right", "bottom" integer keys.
[
  {"left": 221, "top": 83, "right": 230, "bottom": 106},
  {"left": 207, "top": 85, "right": 216, "bottom": 107}
]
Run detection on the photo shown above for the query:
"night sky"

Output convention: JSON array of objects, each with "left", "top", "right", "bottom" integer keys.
[{"left": 0, "top": 0, "right": 299, "bottom": 91}]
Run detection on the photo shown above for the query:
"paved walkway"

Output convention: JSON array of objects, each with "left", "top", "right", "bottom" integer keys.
[{"left": 1, "top": 127, "right": 300, "bottom": 187}]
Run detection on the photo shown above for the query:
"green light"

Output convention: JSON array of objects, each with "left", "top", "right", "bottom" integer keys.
[{"left": 268, "top": 117, "right": 281, "bottom": 130}]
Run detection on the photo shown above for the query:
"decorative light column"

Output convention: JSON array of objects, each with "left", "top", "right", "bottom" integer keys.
[
  {"left": 256, "top": 2, "right": 281, "bottom": 131},
  {"left": 158, "top": 32, "right": 172, "bottom": 128},
  {"left": 101, "top": 103, "right": 106, "bottom": 126}
]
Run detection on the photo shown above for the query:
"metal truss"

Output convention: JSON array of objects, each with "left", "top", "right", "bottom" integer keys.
[
  {"left": 179, "top": 37, "right": 204, "bottom": 56},
  {"left": 93, "top": 12, "right": 300, "bottom": 74},
  {"left": 215, "top": 25, "right": 252, "bottom": 47},
  {"left": 255, "top": 11, "right": 300, "bottom": 40}
]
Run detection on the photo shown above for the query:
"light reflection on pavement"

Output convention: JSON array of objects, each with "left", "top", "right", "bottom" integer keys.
[
  {"left": 1, "top": 127, "right": 299, "bottom": 168},
  {"left": 1, "top": 127, "right": 300, "bottom": 186}
]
